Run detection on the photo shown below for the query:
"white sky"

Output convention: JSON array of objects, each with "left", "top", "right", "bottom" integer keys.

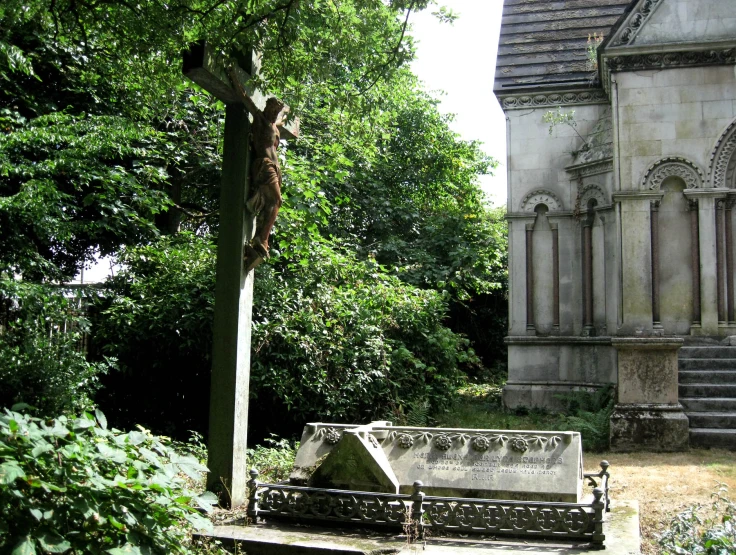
[{"left": 408, "top": 1, "right": 507, "bottom": 206}]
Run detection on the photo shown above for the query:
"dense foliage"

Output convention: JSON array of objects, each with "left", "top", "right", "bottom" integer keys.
[
  {"left": 1, "top": 0, "right": 506, "bottom": 442},
  {"left": 0, "top": 407, "right": 216, "bottom": 554},
  {"left": 0, "top": 279, "right": 112, "bottom": 416},
  {"left": 92, "top": 234, "right": 477, "bottom": 438}
]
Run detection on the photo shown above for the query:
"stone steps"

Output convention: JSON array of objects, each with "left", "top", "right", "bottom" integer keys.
[
  {"left": 678, "top": 345, "right": 736, "bottom": 450},
  {"left": 679, "top": 384, "right": 736, "bottom": 397},
  {"left": 690, "top": 428, "right": 736, "bottom": 450},
  {"left": 679, "top": 370, "right": 736, "bottom": 384},
  {"left": 679, "top": 358, "right": 736, "bottom": 369},
  {"left": 686, "top": 412, "right": 736, "bottom": 428}
]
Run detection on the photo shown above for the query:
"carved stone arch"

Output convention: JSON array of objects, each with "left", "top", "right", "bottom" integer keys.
[
  {"left": 641, "top": 157, "right": 705, "bottom": 191},
  {"left": 709, "top": 119, "right": 736, "bottom": 189},
  {"left": 520, "top": 189, "right": 562, "bottom": 213},
  {"left": 579, "top": 183, "right": 608, "bottom": 208}
]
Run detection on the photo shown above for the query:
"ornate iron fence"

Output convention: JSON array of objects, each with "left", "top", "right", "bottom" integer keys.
[{"left": 247, "top": 461, "right": 610, "bottom": 548}]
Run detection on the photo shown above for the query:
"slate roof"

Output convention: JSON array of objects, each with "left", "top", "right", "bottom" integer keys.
[{"left": 494, "top": 0, "right": 633, "bottom": 94}]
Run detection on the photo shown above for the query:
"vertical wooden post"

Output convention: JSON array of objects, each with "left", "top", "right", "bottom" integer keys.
[{"left": 207, "top": 103, "right": 255, "bottom": 507}]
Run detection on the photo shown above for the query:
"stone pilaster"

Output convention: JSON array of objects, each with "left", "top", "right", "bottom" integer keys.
[
  {"left": 612, "top": 191, "right": 662, "bottom": 335},
  {"left": 684, "top": 189, "right": 729, "bottom": 335}
]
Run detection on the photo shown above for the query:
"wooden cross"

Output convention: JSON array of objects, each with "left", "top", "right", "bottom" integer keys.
[{"left": 183, "top": 41, "right": 298, "bottom": 507}]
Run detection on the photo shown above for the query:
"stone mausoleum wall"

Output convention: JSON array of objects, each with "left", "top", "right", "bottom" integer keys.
[{"left": 495, "top": 0, "right": 736, "bottom": 411}]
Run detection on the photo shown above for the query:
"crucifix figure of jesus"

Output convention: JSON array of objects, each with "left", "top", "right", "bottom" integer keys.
[
  {"left": 227, "top": 68, "right": 289, "bottom": 270},
  {"left": 183, "top": 42, "right": 298, "bottom": 507}
]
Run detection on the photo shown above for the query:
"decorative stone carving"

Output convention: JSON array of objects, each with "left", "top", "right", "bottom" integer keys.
[
  {"left": 607, "top": 49, "right": 736, "bottom": 73},
  {"left": 579, "top": 184, "right": 608, "bottom": 208},
  {"left": 520, "top": 189, "right": 562, "bottom": 212},
  {"left": 368, "top": 434, "right": 380, "bottom": 448},
  {"left": 471, "top": 435, "right": 490, "bottom": 452},
  {"left": 433, "top": 434, "right": 453, "bottom": 451},
  {"left": 611, "top": 0, "right": 663, "bottom": 46},
  {"left": 568, "top": 161, "right": 614, "bottom": 180},
  {"left": 397, "top": 433, "right": 414, "bottom": 449},
  {"left": 501, "top": 90, "right": 608, "bottom": 110},
  {"left": 710, "top": 120, "right": 736, "bottom": 189},
  {"left": 322, "top": 427, "right": 341, "bottom": 445},
  {"left": 641, "top": 157, "right": 704, "bottom": 191},
  {"left": 509, "top": 437, "right": 529, "bottom": 453}
]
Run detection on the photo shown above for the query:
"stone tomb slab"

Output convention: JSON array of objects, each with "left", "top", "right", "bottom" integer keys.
[{"left": 290, "top": 423, "right": 583, "bottom": 502}]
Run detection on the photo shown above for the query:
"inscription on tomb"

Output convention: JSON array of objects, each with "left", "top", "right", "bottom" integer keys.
[{"left": 291, "top": 423, "right": 584, "bottom": 503}]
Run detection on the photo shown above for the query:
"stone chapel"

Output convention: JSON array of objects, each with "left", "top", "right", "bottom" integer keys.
[{"left": 495, "top": 0, "right": 736, "bottom": 449}]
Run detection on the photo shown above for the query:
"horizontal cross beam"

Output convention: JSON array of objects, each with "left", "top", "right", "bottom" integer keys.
[{"left": 183, "top": 41, "right": 299, "bottom": 140}]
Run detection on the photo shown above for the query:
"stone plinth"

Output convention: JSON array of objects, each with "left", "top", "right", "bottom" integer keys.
[{"left": 610, "top": 338, "right": 689, "bottom": 451}]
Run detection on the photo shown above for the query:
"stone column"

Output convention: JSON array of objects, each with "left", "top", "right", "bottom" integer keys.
[
  {"left": 551, "top": 223, "right": 560, "bottom": 332},
  {"left": 612, "top": 191, "right": 661, "bottom": 334},
  {"left": 689, "top": 200, "right": 701, "bottom": 328},
  {"left": 685, "top": 190, "right": 728, "bottom": 335},
  {"left": 717, "top": 200, "right": 726, "bottom": 324},
  {"left": 727, "top": 199, "right": 735, "bottom": 324},
  {"left": 526, "top": 223, "right": 535, "bottom": 334},
  {"left": 582, "top": 218, "right": 594, "bottom": 336},
  {"left": 650, "top": 201, "right": 663, "bottom": 334},
  {"left": 610, "top": 338, "right": 689, "bottom": 451}
]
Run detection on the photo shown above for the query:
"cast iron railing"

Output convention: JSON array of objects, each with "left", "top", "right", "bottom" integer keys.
[{"left": 246, "top": 461, "right": 610, "bottom": 548}]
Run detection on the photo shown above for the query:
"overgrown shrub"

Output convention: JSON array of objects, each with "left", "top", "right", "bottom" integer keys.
[
  {"left": 0, "top": 406, "right": 216, "bottom": 554},
  {"left": 658, "top": 484, "right": 735, "bottom": 554},
  {"left": 0, "top": 279, "right": 113, "bottom": 416},
  {"left": 92, "top": 234, "right": 476, "bottom": 440}
]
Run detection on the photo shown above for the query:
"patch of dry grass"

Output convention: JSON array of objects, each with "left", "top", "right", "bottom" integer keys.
[{"left": 584, "top": 450, "right": 736, "bottom": 554}]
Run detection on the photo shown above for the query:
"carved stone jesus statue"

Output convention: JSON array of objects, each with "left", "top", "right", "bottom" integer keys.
[{"left": 228, "top": 67, "right": 289, "bottom": 267}]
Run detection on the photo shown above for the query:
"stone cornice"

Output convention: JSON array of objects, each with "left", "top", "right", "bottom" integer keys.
[
  {"left": 498, "top": 89, "right": 609, "bottom": 111},
  {"left": 566, "top": 159, "right": 614, "bottom": 179},
  {"left": 683, "top": 188, "right": 730, "bottom": 199},
  {"left": 600, "top": 44, "right": 736, "bottom": 95},
  {"left": 612, "top": 190, "right": 663, "bottom": 202},
  {"left": 505, "top": 211, "right": 574, "bottom": 220}
]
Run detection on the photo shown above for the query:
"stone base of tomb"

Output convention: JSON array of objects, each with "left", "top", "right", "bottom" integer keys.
[
  {"left": 201, "top": 499, "right": 641, "bottom": 554},
  {"left": 609, "top": 403, "right": 689, "bottom": 452}
]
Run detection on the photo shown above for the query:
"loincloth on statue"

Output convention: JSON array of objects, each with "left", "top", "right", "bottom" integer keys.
[{"left": 247, "top": 157, "right": 282, "bottom": 214}]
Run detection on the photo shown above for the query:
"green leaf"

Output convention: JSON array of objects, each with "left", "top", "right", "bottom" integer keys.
[
  {"left": 95, "top": 409, "right": 108, "bottom": 430},
  {"left": 36, "top": 531, "right": 71, "bottom": 553},
  {"left": 29, "top": 508, "right": 43, "bottom": 521},
  {"left": 107, "top": 545, "right": 143, "bottom": 555},
  {"left": 0, "top": 461, "right": 27, "bottom": 484},
  {"left": 32, "top": 443, "right": 54, "bottom": 458},
  {"left": 11, "top": 537, "right": 36, "bottom": 555}
]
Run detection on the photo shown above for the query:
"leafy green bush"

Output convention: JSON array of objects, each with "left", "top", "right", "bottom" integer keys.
[
  {"left": 0, "top": 406, "right": 216, "bottom": 554},
  {"left": 658, "top": 485, "right": 735, "bottom": 554},
  {"left": 93, "top": 235, "right": 476, "bottom": 439},
  {"left": 0, "top": 279, "right": 113, "bottom": 416},
  {"left": 247, "top": 436, "right": 297, "bottom": 484}
]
